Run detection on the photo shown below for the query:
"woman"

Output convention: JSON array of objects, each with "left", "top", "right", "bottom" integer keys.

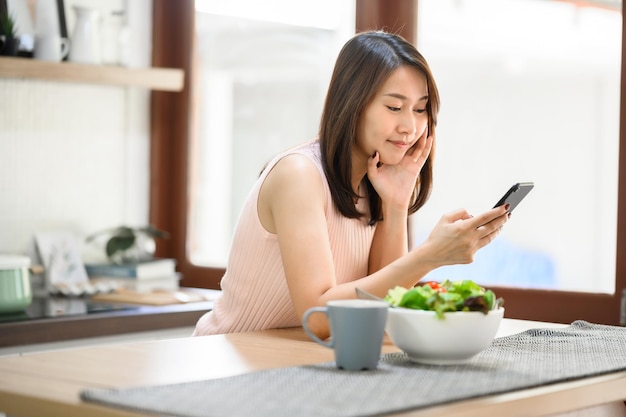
[{"left": 193, "top": 31, "right": 509, "bottom": 339}]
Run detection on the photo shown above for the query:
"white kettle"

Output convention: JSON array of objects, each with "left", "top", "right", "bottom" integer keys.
[{"left": 69, "top": 6, "right": 101, "bottom": 64}]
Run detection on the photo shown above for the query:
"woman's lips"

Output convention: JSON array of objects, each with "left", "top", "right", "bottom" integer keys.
[{"left": 388, "top": 140, "right": 412, "bottom": 149}]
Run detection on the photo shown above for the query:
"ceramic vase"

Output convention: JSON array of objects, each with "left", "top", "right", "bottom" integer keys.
[{"left": 69, "top": 6, "right": 100, "bottom": 64}]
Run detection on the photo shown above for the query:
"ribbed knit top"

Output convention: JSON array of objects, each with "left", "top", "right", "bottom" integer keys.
[{"left": 193, "top": 140, "right": 376, "bottom": 336}]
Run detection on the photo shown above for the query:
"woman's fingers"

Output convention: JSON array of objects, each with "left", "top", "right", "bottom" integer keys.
[
  {"left": 415, "top": 135, "right": 433, "bottom": 165},
  {"left": 477, "top": 222, "right": 503, "bottom": 248},
  {"left": 441, "top": 206, "right": 508, "bottom": 258},
  {"left": 409, "top": 133, "right": 433, "bottom": 165},
  {"left": 468, "top": 206, "right": 508, "bottom": 231},
  {"left": 473, "top": 208, "right": 509, "bottom": 249},
  {"left": 443, "top": 208, "right": 474, "bottom": 223},
  {"left": 367, "top": 151, "right": 380, "bottom": 178}
]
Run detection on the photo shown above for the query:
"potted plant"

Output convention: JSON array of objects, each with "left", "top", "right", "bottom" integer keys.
[
  {"left": 85, "top": 225, "right": 171, "bottom": 264},
  {"left": 0, "top": 13, "right": 19, "bottom": 57}
]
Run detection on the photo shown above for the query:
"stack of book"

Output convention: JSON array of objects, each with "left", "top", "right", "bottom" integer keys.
[{"left": 85, "top": 258, "right": 179, "bottom": 293}]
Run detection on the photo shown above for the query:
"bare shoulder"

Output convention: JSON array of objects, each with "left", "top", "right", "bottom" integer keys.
[
  {"left": 258, "top": 153, "right": 326, "bottom": 233},
  {"left": 264, "top": 153, "right": 324, "bottom": 195}
]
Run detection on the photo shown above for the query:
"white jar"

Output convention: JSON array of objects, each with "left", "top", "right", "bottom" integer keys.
[{"left": 69, "top": 6, "right": 101, "bottom": 64}]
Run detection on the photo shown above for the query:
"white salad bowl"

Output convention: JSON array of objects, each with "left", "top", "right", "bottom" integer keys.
[{"left": 386, "top": 307, "right": 504, "bottom": 365}]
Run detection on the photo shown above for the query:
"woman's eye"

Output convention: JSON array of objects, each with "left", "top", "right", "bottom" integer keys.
[
  {"left": 386, "top": 106, "right": 401, "bottom": 112},
  {"left": 414, "top": 108, "right": 427, "bottom": 114}
]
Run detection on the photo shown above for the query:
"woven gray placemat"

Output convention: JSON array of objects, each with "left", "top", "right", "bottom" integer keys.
[{"left": 81, "top": 321, "right": 626, "bottom": 417}]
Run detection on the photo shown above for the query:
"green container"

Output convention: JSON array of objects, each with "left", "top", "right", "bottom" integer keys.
[{"left": 0, "top": 255, "right": 32, "bottom": 314}]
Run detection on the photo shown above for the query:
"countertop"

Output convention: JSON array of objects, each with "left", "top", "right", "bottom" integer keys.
[{"left": 0, "top": 288, "right": 219, "bottom": 348}]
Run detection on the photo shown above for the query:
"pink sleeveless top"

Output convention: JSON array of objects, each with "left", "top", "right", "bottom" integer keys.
[{"left": 193, "top": 140, "right": 376, "bottom": 336}]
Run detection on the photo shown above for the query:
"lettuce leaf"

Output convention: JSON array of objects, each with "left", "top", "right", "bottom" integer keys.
[{"left": 385, "top": 279, "right": 503, "bottom": 319}]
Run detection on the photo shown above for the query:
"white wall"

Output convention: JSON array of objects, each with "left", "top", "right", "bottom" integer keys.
[{"left": 0, "top": 0, "right": 152, "bottom": 262}]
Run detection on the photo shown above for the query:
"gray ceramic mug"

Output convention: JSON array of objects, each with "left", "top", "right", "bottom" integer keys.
[{"left": 302, "top": 299, "right": 389, "bottom": 371}]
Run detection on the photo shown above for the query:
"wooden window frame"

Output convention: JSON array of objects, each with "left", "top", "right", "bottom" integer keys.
[{"left": 151, "top": 0, "right": 626, "bottom": 325}]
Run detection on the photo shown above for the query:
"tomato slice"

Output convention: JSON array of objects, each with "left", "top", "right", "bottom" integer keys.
[{"left": 423, "top": 281, "right": 447, "bottom": 292}]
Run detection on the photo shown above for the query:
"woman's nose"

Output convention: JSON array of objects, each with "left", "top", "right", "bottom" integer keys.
[{"left": 398, "top": 113, "right": 417, "bottom": 136}]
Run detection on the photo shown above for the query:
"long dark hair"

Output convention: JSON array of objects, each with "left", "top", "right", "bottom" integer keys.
[{"left": 319, "top": 31, "right": 440, "bottom": 225}]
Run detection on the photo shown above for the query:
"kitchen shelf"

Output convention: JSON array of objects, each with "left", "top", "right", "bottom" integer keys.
[{"left": 0, "top": 56, "right": 184, "bottom": 92}]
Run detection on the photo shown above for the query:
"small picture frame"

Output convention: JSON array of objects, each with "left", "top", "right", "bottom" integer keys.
[{"left": 35, "top": 231, "right": 89, "bottom": 288}]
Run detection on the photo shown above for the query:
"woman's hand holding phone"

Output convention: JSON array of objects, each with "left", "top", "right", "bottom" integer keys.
[{"left": 422, "top": 205, "right": 509, "bottom": 267}]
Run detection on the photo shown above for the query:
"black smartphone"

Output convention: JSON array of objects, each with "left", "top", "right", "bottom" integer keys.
[{"left": 493, "top": 182, "right": 534, "bottom": 213}]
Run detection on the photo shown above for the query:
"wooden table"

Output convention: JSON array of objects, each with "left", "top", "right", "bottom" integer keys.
[{"left": 0, "top": 319, "right": 625, "bottom": 417}]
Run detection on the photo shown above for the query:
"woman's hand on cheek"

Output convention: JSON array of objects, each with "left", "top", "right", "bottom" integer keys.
[
  {"left": 405, "top": 130, "right": 433, "bottom": 172},
  {"left": 367, "top": 133, "right": 434, "bottom": 209}
]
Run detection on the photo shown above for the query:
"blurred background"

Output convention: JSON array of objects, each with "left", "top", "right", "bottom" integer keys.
[{"left": 0, "top": 0, "right": 622, "bottom": 301}]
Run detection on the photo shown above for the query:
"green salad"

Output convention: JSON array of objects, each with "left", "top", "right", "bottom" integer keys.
[{"left": 384, "top": 279, "right": 504, "bottom": 319}]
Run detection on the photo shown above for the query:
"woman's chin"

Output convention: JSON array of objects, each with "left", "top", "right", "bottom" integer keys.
[{"left": 379, "top": 154, "right": 405, "bottom": 166}]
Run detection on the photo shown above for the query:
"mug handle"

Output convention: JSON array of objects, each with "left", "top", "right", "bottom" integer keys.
[
  {"left": 302, "top": 307, "right": 333, "bottom": 348},
  {"left": 60, "top": 38, "right": 71, "bottom": 59}
]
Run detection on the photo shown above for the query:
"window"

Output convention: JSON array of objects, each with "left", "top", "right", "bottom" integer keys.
[
  {"left": 152, "top": 0, "right": 626, "bottom": 324},
  {"left": 414, "top": 0, "right": 621, "bottom": 294},
  {"left": 188, "top": 0, "right": 355, "bottom": 267}
]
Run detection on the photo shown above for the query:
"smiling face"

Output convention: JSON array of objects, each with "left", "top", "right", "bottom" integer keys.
[{"left": 355, "top": 65, "right": 429, "bottom": 166}]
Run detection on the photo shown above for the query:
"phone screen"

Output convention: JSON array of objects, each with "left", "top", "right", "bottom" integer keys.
[{"left": 493, "top": 182, "right": 534, "bottom": 213}]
